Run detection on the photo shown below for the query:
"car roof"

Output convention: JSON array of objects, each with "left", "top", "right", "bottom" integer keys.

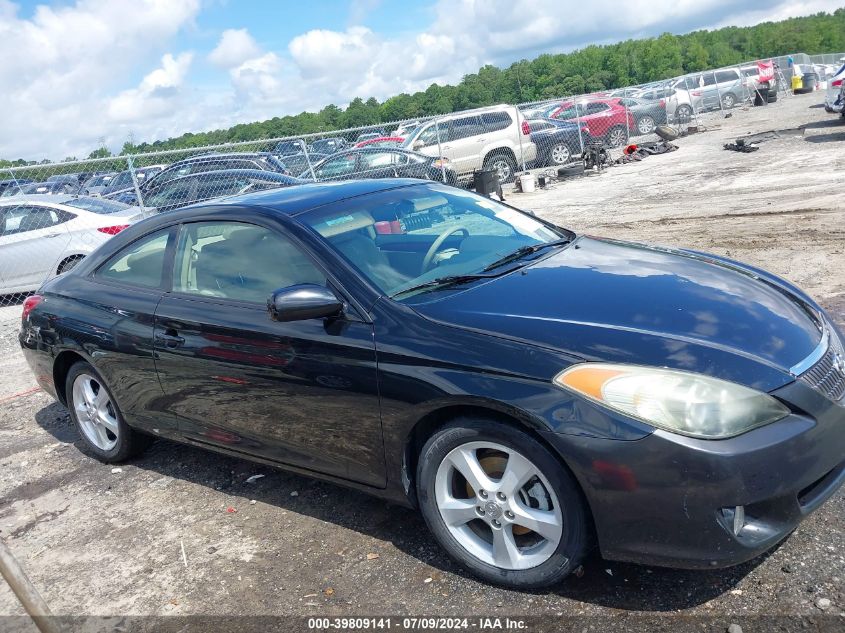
[
  {"left": 205, "top": 178, "right": 424, "bottom": 216},
  {"left": 147, "top": 168, "right": 300, "bottom": 188}
]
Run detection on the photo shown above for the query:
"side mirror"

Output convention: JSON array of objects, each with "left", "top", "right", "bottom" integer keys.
[
  {"left": 268, "top": 284, "right": 343, "bottom": 322},
  {"left": 523, "top": 209, "right": 537, "bottom": 217},
  {"left": 413, "top": 140, "right": 425, "bottom": 151}
]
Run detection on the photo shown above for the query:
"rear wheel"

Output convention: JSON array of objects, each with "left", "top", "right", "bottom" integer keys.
[
  {"left": 483, "top": 153, "right": 517, "bottom": 184},
  {"left": 722, "top": 92, "right": 736, "bottom": 108},
  {"left": 65, "top": 361, "right": 151, "bottom": 462},
  {"left": 548, "top": 142, "right": 572, "bottom": 165},
  {"left": 676, "top": 104, "right": 692, "bottom": 122},
  {"left": 636, "top": 115, "right": 656, "bottom": 135},
  {"left": 417, "top": 418, "right": 588, "bottom": 588}
]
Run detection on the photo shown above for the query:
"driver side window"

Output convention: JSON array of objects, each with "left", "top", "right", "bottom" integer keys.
[{"left": 172, "top": 221, "right": 326, "bottom": 304}]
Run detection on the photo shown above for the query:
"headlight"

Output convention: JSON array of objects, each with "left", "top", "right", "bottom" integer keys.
[{"left": 554, "top": 363, "right": 789, "bottom": 439}]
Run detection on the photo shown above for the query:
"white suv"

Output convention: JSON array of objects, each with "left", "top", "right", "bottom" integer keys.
[{"left": 403, "top": 105, "right": 536, "bottom": 184}]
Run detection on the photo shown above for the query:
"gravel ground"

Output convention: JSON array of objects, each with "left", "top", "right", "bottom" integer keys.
[{"left": 0, "top": 92, "right": 843, "bottom": 630}]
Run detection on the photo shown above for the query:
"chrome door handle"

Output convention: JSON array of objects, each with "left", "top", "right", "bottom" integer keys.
[{"left": 45, "top": 233, "right": 61, "bottom": 238}]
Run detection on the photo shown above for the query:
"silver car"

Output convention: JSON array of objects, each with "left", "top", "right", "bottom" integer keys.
[
  {"left": 0, "top": 195, "right": 151, "bottom": 294},
  {"left": 688, "top": 68, "right": 744, "bottom": 110}
]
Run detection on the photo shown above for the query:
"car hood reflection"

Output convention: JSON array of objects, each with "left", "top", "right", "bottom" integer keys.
[{"left": 413, "top": 236, "right": 822, "bottom": 389}]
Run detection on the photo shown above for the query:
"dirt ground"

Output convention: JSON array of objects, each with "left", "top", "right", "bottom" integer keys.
[{"left": 0, "top": 92, "right": 844, "bottom": 628}]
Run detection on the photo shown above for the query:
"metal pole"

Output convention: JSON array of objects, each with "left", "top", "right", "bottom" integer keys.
[
  {"left": 434, "top": 116, "right": 446, "bottom": 183},
  {"left": 514, "top": 104, "right": 526, "bottom": 173},
  {"left": 713, "top": 70, "right": 725, "bottom": 117},
  {"left": 0, "top": 538, "right": 61, "bottom": 633},
  {"left": 299, "top": 139, "right": 316, "bottom": 182},
  {"left": 623, "top": 87, "right": 631, "bottom": 145},
  {"left": 575, "top": 97, "right": 584, "bottom": 155},
  {"left": 126, "top": 155, "right": 145, "bottom": 208}
]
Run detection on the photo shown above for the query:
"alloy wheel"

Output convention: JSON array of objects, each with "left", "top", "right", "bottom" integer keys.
[
  {"left": 637, "top": 116, "right": 656, "bottom": 135},
  {"left": 72, "top": 373, "right": 119, "bottom": 451},
  {"left": 491, "top": 158, "right": 511, "bottom": 183},
  {"left": 434, "top": 441, "right": 564, "bottom": 570},
  {"left": 677, "top": 105, "right": 692, "bottom": 121},
  {"left": 607, "top": 128, "right": 627, "bottom": 147},
  {"left": 550, "top": 143, "right": 571, "bottom": 165},
  {"left": 722, "top": 94, "right": 735, "bottom": 108}
]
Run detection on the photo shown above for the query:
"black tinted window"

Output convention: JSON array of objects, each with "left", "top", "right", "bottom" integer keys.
[
  {"left": 449, "top": 115, "right": 482, "bottom": 140},
  {"left": 98, "top": 229, "right": 171, "bottom": 288},
  {"left": 480, "top": 111, "right": 512, "bottom": 132},
  {"left": 716, "top": 70, "right": 739, "bottom": 83},
  {"left": 173, "top": 222, "right": 326, "bottom": 303}
]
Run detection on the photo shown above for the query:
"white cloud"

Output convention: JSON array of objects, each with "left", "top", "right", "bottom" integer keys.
[
  {"left": 0, "top": 0, "right": 200, "bottom": 160},
  {"left": 208, "top": 28, "right": 262, "bottom": 69},
  {"left": 108, "top": 52, "right": 194, "bottom": 122},
  {"left": 3, "top": 0, "right": 844, "bottom": 161}
]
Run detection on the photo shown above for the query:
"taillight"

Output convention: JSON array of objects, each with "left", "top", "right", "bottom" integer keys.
[
  {"left": 691, "top": 90, "right": 702, "bottom": 96},
  {"left": 521, "top": 120, "right": 530, "bottom": 135},
  {"left": 659, "top": 99, "right": 665, "bottom": 107},
  {"left": 22, "top": 294, "right": 43, "bottom": 321},
  {"left": 833, "top": 79, "right": 843, "bottom": 87},
  {"left": 97, "top": 225, "right": 129, "bottom": 235}
]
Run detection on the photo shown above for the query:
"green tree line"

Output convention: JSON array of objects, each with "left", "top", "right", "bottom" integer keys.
[{"left": 4, "top": 9, "right": 844, "bottom": 167}]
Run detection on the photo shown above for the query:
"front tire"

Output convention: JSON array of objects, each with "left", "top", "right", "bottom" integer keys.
[
  {"left": 605, "top": 126, "right": 627, "bottom": 147},
  {"left": 417, "top": 418, "right": 589, "bottom": 589},
  {"left": 676, "top": 104, "right": 692, "bottom": 122},
  {"left": 65, "top": 361, "right": 151, "bottom": 462},
  {"left": 722, "top": 92, "right": 736, "bottom": 108}
]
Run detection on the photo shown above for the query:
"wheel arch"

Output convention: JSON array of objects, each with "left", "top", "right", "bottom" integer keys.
[
  {"left": 401, "top": 402, "right": 592, "bottom": 515},
  {"left": 56, "top": 253, "right": 86, "bottom": 275},
  {"left": 52, "top": 349, "right": 89, "bottom": 406},
  {"left": 482, "top": 145, "right": 517, "bottom": 167}
]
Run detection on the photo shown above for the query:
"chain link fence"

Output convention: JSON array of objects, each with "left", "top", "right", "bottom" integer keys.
[{"left": 2, "top": 51, "right": 843, "bottom": 309}]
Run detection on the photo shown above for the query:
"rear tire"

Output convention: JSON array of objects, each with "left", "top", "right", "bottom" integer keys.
[
  {"left": 417, "top": 417, "right": 589, "bottom": 589},
  {"left": 636, "top": 115, "right": 656, "bottom": 135},
  {"left": 65, "top": 361, "right": 151, "bottom": 463},
  {"left": 483, "top": 153, "right": 517, "bottom": 184},
  {"left": 722, "top": 92, "right": 736, "bottom": 108},
  {"left": 676, "top": 105, "right": 692, "bottom": 122},
  {"left": 548, "top": 142, "right": 573, "bottom": 166}
]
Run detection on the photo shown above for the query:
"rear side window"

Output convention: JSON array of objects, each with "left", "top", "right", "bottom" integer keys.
[
  {"left": 480, "top": 111, "right": 512, "bottom": 132},
  {"left": 450, "top": 115, "right": 483, "bottom": 140},
  {"left": 98, "top": 229, "right": 171, "bottom": 288},
  {"left": 716, "top": 70, "right": 740, "bottom": 83}
]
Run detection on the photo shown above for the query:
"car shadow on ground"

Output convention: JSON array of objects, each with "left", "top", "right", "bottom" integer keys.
[
  {"left": 800, "top": 118, "right": 845, "bottom": 130},
  {"left": 34, "top": 401, "right": 762, "bottom": 611},
  {"left": 804, "top": 131, "right": 845, "bottom": 143}
]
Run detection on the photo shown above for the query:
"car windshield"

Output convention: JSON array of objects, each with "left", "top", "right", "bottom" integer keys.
[
  {"left": 301, "top": 184, "right": 568, "bottom": 301},
  {"left": 65, "top": 197, "right": 131, "bottom": 214}
]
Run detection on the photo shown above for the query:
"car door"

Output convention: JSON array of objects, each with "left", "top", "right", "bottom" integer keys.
[
  {"left": 0, "top": 204, "right": 74, "bottom": 290},
  {"left": 444, "top": 115, "right": 483, "bottom": 176},
  {"left": 153, "top": 219, "right": 385, "bottom": 486}
]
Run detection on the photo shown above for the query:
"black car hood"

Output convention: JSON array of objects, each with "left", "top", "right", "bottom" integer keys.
[{"left": 413, "top": 237, "right": 823, "bottom": 392}]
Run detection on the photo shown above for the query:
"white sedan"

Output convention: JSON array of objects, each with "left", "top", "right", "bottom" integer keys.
[{"left": 0, "top": 195, "right": 153, "bottom": 295}]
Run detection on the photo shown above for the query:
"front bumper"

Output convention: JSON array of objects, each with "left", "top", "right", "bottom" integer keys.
[{"left": 542, "top": 379, "right": 845, "bottom": 569}]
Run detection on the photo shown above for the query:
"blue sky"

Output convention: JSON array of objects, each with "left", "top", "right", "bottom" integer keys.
[{"left": 1, "top": 0, "right": 842, "bottom": 159}]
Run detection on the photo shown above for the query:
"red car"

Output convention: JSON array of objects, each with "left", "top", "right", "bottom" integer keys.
[
  {"left": 547, "top": 99, "right": 636, "bottom": 146},
  {"left": 354, "top": 136, "right": 405, "bottom": 148}
]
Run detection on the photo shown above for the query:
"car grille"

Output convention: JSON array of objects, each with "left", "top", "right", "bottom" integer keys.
[{"left": 800, "top": 329, "right": 845, "bottom": 403}]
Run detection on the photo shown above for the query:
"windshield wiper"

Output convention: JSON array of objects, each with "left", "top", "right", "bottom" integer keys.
[
  {"left": 482, "top": 237, "right": 572, "bottom": 272},
  {"left": 390, "top": 273, "right": 504, "bottom": 299}
]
